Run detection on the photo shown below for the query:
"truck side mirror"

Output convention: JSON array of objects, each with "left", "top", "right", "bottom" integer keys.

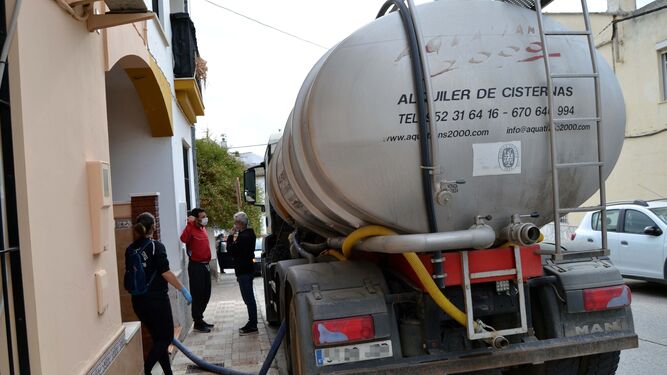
[
  {"left": 643, "top": 226, "right": 663, "bottom": 236},
  {"left": 244, "top": 168, "right": 256, "bottom": 204}
]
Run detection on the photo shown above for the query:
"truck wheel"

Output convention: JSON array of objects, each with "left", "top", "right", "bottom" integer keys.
[
  {"left": 504, "top": 357, "right": 579, "bottom": 375},
  {"left": 543, "top": 358, "right": 579, "bottom": 375},
  {"left": 263, "top": 266, "right": 280, "bottom": 326},
  {"left": 289, "top": 298, "right": 304, "bottom": 375},
  {"left": 283, "top": 289, "right": 294, "bottom": 374},
  {"left": 578, "top": 351, "right": 620, "bottom": 375},
  {"left": 517, "top": 284, "right": 580, "bottom": 375}
]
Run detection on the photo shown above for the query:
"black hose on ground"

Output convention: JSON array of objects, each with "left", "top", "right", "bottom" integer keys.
[
  {"left": 258, "top": 320, "right": 287, "bottom": 375},
  {"left": 171, "top": 338, "right": 250, "bottom": 375},
  {"left": 172, "top": 320, "right": 287, "bottom": 375}
]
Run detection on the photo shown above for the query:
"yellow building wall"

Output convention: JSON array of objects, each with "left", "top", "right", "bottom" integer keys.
[
  {"left": 8, "top": 1, "right": 123, "bottom": 373},
  {"left": 613, "top": 11, "right": 667, "bottom": 137},
  {"left": 547, "top": 13, "right": 614, "bottom": 64},
  {"left": 551, "top": 9, "right": 667, "bottom": 225}
]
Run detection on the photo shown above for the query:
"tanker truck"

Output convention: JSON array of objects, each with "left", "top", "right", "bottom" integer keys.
[{"left": 242, "top": 0, "right": 638, "bottom": 373}]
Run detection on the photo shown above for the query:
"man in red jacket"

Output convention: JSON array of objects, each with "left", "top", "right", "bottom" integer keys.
[{"left": 180, "top": 207, "right": 213, "bottom": 333}]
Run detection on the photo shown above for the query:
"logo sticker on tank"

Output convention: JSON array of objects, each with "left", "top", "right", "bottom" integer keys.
[
  {"left": 472, "top": 141, "right": 522, "bottom": 176},
  {"left": 498, "top": 143, "right": 520, "bottom": 171}
]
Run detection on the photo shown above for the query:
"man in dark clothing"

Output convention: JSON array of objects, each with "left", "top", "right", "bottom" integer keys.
[
  {"left": 180, "top": 207, "right": 213, "bottom": 333},
  {"left": 226, "top": 211, "right": 258, "bottom": 335}
]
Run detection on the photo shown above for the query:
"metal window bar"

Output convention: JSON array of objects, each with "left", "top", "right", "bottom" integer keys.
[{"left": 533, "top": 0, "right": 608, "bottom": 262}]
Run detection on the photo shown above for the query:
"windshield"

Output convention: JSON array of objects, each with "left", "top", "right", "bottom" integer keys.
[{"left": 650, "top": 207, "right": 667, "bottom": 225}]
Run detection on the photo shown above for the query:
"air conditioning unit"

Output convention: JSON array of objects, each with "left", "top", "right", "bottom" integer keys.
[{"left": 104, "top": 0, "right": 148, "bottom": 13}]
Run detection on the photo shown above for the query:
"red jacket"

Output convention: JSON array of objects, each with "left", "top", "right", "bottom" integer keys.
[{"left": 180, "top": 222, "right": 211, "bottom": 263}]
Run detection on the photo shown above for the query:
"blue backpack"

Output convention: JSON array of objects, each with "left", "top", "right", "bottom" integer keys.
[{"left": 124, "top": 239, "right": 158, "bottom": 296}]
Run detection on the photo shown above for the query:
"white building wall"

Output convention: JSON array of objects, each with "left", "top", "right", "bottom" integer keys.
[
  {"left": 139, "top": 0, "right": 201, "bottom": 329},
  {"left": 170, "top": 102, "right": 197, "bottom": 255},
  {"left": 147, "top": 0, "right": 175, "bottom": 95}
]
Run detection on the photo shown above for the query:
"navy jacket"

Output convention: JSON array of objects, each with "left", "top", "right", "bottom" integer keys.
[{"left": 226, "top": 228, "right": 256, "bottom": 276}]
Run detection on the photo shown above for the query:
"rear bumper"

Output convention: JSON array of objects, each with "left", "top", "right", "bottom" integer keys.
[{"left": 328, "top": 332, "right": 638, "bottom": 374}]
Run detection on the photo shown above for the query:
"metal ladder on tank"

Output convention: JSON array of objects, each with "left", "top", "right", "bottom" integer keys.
[{"left": 532, "top": 0, "right": 609, "bottom": 262}]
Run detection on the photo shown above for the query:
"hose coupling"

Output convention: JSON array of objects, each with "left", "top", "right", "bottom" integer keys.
[
  {"left": 487, "top": 335, "right": 509, "bottom": 349},
  {"left": 499, "top": 215, "right": 541, "bottom": 246}
]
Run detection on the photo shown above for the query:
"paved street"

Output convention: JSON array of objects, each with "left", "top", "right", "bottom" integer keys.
[
  {"left": 617, "top": 280, "right": 667, "bottom": 375},
  {"left": 161, "top": 273, "right": 286, "bottom": 375}
]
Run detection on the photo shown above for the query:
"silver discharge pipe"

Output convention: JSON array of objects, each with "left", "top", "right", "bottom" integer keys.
[{"left": 328, "top": 225, "right": 496, "bottom": 254}]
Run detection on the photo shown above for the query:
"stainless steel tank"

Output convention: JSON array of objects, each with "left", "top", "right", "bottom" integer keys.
[{"left": 268, "top": 0, "right": 626, "bottom": 237}]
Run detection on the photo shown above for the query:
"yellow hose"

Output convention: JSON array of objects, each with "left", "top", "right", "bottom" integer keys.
[
  {"left": 402, "top": 252, "right": 469, "bottom": 327},
  {"left": 342, "top": 226, "right": 473, "bottom": 329}
]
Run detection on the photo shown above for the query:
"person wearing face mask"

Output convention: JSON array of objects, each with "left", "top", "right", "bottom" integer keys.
[
  {"left": 180, "top": 207, "right": 213, "bottom": 333},
  {"left": 226, "top": 212, "right": 258, "bottom": 335},
  {"left": 127, "top": 212, "right": 192, "bottom": 375}
]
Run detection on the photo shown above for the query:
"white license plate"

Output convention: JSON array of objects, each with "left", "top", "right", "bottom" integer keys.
[{"left": 315, "top": 340, "right": 393, "bottom": 367}]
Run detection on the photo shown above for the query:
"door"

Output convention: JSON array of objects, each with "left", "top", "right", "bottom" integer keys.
[
  {"left": 618, "top": 209, "right": 663, "bottom": 279},
  {"left": 590, "top": 209, "right": 621, "bottom": 266}
]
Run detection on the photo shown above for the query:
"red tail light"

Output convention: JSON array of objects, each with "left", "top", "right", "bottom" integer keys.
[
  {"left": 570, "top": 233, "right": 577, "bottom": 241},
  {"left": 583, "top": 285, "right": 631, "bottom": 312},
  {"left": 312, "top": 315, "right": 375, "bottom": 346}
]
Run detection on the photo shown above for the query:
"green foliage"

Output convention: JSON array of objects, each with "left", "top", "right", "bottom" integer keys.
[{"left": 195, "top": 135, "right": 263, "bottom": 233}]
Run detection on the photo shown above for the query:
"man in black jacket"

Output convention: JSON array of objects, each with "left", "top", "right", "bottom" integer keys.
[{"left": 226, "top": 211, "right": 258, "bottom": 335}]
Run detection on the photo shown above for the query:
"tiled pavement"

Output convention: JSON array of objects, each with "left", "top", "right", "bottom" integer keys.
[{"left": 163, "top": 273, "right": 287, "bottom": 375}]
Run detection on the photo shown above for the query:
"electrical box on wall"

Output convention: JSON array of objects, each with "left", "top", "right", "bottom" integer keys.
[{"left": 87, "top": 161, "right": 112, "bottom": 254}]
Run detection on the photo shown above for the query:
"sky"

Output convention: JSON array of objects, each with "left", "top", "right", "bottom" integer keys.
[{"left": 189, "top": 0, "right": 654, "bottom": 157}]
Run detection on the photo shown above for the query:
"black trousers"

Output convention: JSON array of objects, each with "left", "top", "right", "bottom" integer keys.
[
  {"left": 237, "top": 274, "right": 257, "bottom": 328},
  {"left": 188, "top": 261, "right": 211, "bottom": 323},
  {"left": 216, "top": 250, "right": 226, "bottom": 273},
  {"left": 132, "top": 294, "right": 174, "bottom": 375}
]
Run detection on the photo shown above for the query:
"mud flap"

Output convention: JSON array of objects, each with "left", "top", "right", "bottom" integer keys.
[{"left": 284, "top": 261, "right": 402, "bottom": 374}]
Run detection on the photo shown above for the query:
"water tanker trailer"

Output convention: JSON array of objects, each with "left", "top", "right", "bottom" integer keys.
[{"left": 243, "top": 0, "right": 638, "bottom": 373}]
